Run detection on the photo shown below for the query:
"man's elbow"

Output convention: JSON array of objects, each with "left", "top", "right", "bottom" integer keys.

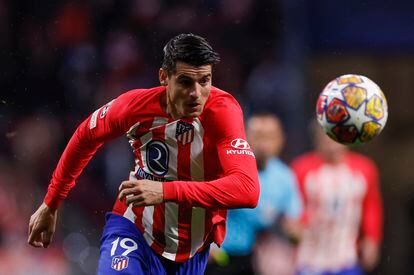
[
  {"left": 246, "top": 189, "right": 259, "bottom": 208},
  {"left": 241, "top": 178, "right": 260, "bottom": 208}
]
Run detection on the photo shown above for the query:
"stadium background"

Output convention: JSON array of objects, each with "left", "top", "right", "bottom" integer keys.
[{"left": 1, "top": 0, "right": 413, "bottom": 274}]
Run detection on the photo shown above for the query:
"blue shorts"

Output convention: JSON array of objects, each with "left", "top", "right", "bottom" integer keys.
[
  {"left": 296, "top": 265, "right": 363, "bottom": 275},
  {"left": 97, "top": 213, "right": 210, "bottom": 275}
]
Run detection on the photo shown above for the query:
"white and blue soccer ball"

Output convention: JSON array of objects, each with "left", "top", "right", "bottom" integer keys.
[{"left": 316, "top": 74, "right": 388, "bottom": 145}]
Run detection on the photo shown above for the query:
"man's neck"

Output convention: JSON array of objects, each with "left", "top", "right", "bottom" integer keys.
[{"left": 162, "top": 89, "right": 180, "bottom": 120}]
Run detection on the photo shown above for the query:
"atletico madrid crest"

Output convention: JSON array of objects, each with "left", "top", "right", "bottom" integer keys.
[
  {"left": 111, "top": 255, "right": 129, "bottom": 271},
  {"left": 175, "top": 121, "right": 195, "bottom": 145}
]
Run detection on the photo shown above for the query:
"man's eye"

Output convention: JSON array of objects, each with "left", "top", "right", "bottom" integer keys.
[
  {"left": 179, "top": 79, "right": 192, "bottom": 86},
  {"left": 200, "top": 78, "right": 210, "bottom": 85}
]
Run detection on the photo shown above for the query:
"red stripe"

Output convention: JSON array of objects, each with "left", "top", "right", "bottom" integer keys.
[
  {"left": 203, "top": 210, "right": 213, "bottom": 248},
  {"left": 150, "top": 238, "right": 165, "bottom": 256},
  {"left": 175, "top": 205, "right": 192, "bottom": 261},
  {"left": 175, "top": 128, "right": 193, "bottom": 260},
  {"left": 151, "top": 204, "right": 166, "bottom": 252}
]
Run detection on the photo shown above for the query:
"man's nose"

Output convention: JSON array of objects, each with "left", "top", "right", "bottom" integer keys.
[{"left": 189, "top": 83, "right": 202, "bottom": 98}]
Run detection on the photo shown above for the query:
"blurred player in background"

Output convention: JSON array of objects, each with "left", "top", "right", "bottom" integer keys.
[
  {"left": 206, "top": 113, "right": 302, "bottom": 275},
  {"left": 291, "top": 123, "right": 383, "bottom": 275},
  {"left": 27, "top": 33, "right": 260, "bottom": 275}
]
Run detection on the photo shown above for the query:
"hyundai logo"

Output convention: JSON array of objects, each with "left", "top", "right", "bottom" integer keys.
[{"left": 230, "top": 138, "right": 250, "bottom": 150}]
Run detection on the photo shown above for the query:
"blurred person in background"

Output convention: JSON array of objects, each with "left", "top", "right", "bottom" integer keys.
[
  {"left": 27, "top": 33, "right": 259, "bottom": 275},
  {"left": 0, "top": 116, "right": 69, "bottom": 274},
  {"left": 291, "top": 123, "right": 383, "bottom": 275},
  {"left": 206, "top": 113, "right": 302, "bottom": 275}
]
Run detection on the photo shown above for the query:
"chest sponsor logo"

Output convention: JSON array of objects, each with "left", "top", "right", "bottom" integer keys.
[
  {"left": 146, "top": 140, "right": 169, "bottom": 176},
  {"left": 175, "top": 121, "right": 195, "bottom": 145},
  {"left": 227, "top": 138, "right": 254, "bottom": 156},
  {"left": 136, "top": 167, "right": 166, "bottom": 182}
]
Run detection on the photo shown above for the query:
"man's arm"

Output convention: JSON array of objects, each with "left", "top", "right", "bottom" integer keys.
[{"left": 28, "top": 92, "right": 134, "bottom": 248}]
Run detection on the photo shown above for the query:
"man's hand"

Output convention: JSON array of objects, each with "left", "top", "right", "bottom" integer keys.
[
  {"left": 28, "top": 202, "right": 58, "bottom": 248},
  {"left": 360, "top": 238, "right": 380, "bottom": 271},
  {"left": 118, "top": 180, "right": 164, "bottom": 207}
]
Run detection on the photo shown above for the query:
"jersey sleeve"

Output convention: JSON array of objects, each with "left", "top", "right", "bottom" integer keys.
[
  {"left": 44, "top": 92, "right": 136, "bottom": 209},
  {"left": 360, "top": 159, "right": 383, "bottom": 244},
  {"left": 163, "top": 94, "right": 260, "bottom": 209}
]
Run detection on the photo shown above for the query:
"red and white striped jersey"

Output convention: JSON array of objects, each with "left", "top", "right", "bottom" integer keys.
[
  {"left": 291, "top": 152, "right": 383, "bottom": 271},
  {"left": 44, "top": 86, "right": 259, "bottom": 262}
]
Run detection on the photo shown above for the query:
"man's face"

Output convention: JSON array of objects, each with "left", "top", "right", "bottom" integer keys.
[
  {"left": 160, "top": 62, "right": 212, "bottom": 119},
  {"left": 247, "top": 115, "right": 284, "bottom": 168}
]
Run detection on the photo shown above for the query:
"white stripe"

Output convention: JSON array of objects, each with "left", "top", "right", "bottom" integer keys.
[
  {"left": 183, "top": 131, "right": 188, "bottom": 145},
  {"left": 190, "top": 207, "right": 206, "bottom": 257},
  {"left": 150, "top": 117, "right": 169, "bottom": 130},
  {"left": 142, "top": 206, "right": 155, "bottom": 246},
  {"left": 190, "top": 118, "right": 204, "bottom": 181},
  {"left": 89, "top": 109, "right": 99, "bottom": 129},
  {"left": 129, "top": 165, "right": 139, "bottom": 181},
  {"left": 162, "top": 202, "right": 179, "bottom": 260},
  {"left": 126, "top": 121, "right": 141, "bottom": 140},
  {"left": 164, "top": 122, "right": 178, "bottom": 180},
  {"left": 190, "top": 118, "right": 205, "bottom": 256},
  {"left": 123, "top": 164, "right": 141, "bottom": 223},
  {"left": 189, "top": 129, "right": 194, "bottom": 143},
  {"left": 123, "top": 203, "right": 136, "bottom": 223}
]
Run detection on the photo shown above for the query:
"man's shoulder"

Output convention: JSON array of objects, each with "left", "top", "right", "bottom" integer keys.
[
  {"left": 289, "top": 152, "right": 324, "bottom": 176},
  {"left": 116, "top": 86, "right": 164, "bottom": 111},
  {"left": 346, "top": 151, "right": 375, "bottom": 164},
  {"left": 345, "top": 151, "right": 378, "bottom": 173},
  {"left": 209, "top": 86, "right": 239, "bottom": 104},
  {"left": 120, "top": 86, "right": 164, "bottom": 101},
  {"left": 204, "top": 86, "right": 241, "bottom": 114}
]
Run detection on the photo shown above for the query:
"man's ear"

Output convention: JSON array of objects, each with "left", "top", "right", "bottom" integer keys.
[{"left": 159, "top": 68, "right": 168, "bottom": 86}]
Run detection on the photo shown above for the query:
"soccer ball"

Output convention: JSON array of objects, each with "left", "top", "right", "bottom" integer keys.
[{"left": 316, "top": 74, "right": 388, "bottom": 145}]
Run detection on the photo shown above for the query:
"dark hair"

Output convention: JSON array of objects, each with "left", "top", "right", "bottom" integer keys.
[{"left": 162, "top": 33, "right": 220, "bottom": 75}]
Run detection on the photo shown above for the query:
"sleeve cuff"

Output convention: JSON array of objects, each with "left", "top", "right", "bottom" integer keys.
[{"left": 43, "top": 192, "right": 63, "bottom": 210}]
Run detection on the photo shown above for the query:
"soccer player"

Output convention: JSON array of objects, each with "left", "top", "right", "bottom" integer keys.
[
  {"left": 27, "top": 34, "right": 260, "bottom": 274},
  {"left": 291, "top": 123, "right": 383, "bottom": 275},
  {"left": 206, "top": 113, "right": 302, "bottom": 275}
]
